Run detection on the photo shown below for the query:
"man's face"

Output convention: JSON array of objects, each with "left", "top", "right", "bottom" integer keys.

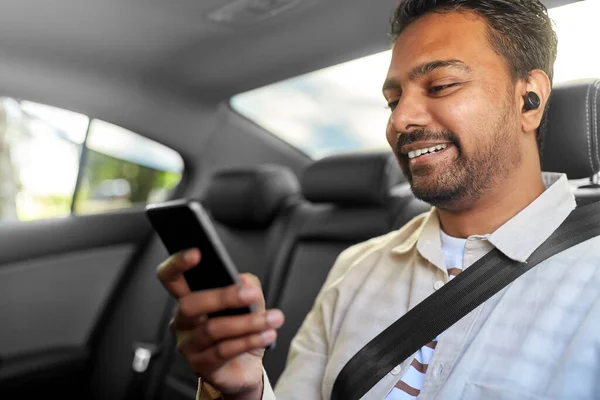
[{"left": 383, "top": 11, "right": 523, "bottom": 209}]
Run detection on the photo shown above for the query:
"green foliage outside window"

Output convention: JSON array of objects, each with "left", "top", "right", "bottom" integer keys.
[
  {"left": 74, "top": 150, "right": 182, "bottom": 215},
  {"left": 0, "top": 98, "right": 184, "bottom": 222}
]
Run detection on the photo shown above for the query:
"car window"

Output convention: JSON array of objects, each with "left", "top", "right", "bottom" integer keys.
[
  {"left": 74, "top": 120, "right": 184, "bottom": 215},
  {"left": 230, "top": 0, "right": 600, "bottom": 162},
  {"left": 0, "top": 98, "right": 184, "bottom": 222}
]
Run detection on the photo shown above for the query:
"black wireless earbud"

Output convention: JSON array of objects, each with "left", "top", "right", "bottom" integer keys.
[{"left": 523, "top": 91, "right": 541, "bottom": 111}]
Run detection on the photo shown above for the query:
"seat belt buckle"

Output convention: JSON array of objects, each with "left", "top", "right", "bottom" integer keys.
[{"left": 132, "top": 342, "right": 160, "bottom": 373}]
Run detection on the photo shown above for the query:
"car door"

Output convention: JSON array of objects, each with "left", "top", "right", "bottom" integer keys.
[{"left": 0, "top": 99, "right": 185, "bottom": 400}]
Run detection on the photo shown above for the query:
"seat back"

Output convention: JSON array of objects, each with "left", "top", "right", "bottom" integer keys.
[{"left": 202, "top": 164, "right": 302, "bottom": 284}]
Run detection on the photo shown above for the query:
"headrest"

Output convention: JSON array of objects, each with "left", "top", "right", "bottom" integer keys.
[
  {"left": 541, "top": 79, "right": 600, "bottom": 179},
  {"left": 204, "top": 165, "right": 300, "bottom": 229},
  {"left": 301, "top": 152, "right": 403, "bottom": 207}
]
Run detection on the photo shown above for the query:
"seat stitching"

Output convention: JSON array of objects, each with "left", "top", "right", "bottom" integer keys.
[
  {"left": 594, "top": 80, "right": 600, "bottom": 172},
  {"left": 585, "top": 82, "right": 594, "bottom": 174}
]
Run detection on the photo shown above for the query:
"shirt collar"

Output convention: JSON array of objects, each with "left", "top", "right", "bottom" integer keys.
[
  {"left": 487, "top": 172, "right": 576, "bottom": 262},
  {"left": 392, "top": 208, "right": 446, "bottom": 270},
  {"left": 391, "top": 172, "right": 576, "bottom": 264}
]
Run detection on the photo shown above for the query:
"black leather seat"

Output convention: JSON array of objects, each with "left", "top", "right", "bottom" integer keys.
[
  {"left": 541, "top": 78, "right": 600, "bottom": 205},
  {"left": 263, "top": 152, "right": 407, "bottom": 308},
  {"left": 202, "top": 164, "right": 302, "bottom": 285}
]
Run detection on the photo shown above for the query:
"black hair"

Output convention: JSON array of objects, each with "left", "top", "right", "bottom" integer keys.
[{"left": 390, "top": 0, "right": 558, "bottom": 151}]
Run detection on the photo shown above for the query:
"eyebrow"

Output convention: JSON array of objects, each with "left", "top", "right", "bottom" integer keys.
[{"left": 382, "top": 59, "right": 473, "bottom": 92}]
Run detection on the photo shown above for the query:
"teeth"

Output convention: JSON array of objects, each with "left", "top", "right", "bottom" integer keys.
[{"left": 408, "top": 143, "right": 448, "bottom": 159}]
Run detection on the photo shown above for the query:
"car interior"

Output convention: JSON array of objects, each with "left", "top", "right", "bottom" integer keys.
[{"left": 0, "top": 0, "right": 599, "bottom": 399}]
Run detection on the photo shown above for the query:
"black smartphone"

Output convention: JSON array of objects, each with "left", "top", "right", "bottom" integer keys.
[{"left": 145, "top": 198, "right": 256, "bottom": 318}]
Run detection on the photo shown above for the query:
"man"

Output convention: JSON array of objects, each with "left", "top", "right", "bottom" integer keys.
[{"left": 157, "top": 0, "right": 600, "bottom": 399}]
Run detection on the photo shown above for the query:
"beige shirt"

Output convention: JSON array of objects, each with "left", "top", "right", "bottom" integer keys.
[{"left": 202, "top": 173, "right": 600, "bottom": 399}]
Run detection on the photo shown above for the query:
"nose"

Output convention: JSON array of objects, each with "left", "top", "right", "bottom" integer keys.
[{"left": 389, "top": 90, "right": 432, "bottom": 133}]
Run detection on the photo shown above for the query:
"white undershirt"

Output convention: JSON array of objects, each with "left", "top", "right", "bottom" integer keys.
[{"left": 385, "top": 230, "right": 467, "bottom": 400}]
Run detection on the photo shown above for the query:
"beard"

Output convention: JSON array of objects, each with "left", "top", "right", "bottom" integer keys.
[{"left": 395, "top": 106, "right": 521, "bottom": 210}]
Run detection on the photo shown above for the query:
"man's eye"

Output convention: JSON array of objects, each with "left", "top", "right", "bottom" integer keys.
[
  {"left": 429, "top": 83, "right": 459, "bottom": 94},
  {"left": 387, "top": 100, "right": 399, "bottom": 111}
]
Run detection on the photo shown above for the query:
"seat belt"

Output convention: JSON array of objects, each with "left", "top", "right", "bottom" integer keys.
[{"left": 331, "top": 200, "right": 600, "bottom": 400}]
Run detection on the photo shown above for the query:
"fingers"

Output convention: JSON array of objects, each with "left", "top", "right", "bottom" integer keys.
[
  {"left": 180, "top": 309, "right": 284, "bottom": 353},
  {"left": 173, "top": 273, "right": 266, "bottom": 334},
  {"left": 157, "top": 248, "right": 200, "bottom": 298},
  {"left": 172, "top": 313, "right": 208, "bottom": 332},
  {"left": 185, "top": 329, "right": 278, "bottom": 376},
  {"left": 176, "top": 281, "right": 261, "bottom": 322},
  {"left": 169, "top": 272, "right": 281, "bottom": 383}
]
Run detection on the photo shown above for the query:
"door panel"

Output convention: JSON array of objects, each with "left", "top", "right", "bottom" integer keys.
[
  {"left": 0, "top": 209, "right": 153, "bottom": 398},
  {"left": 0, "top": 245, "right": 135, "bottom": 356}
]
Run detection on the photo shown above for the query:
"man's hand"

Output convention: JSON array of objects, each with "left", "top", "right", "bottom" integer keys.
[{"left": 157, "top": 248, "right": 284, "bottom": 400}]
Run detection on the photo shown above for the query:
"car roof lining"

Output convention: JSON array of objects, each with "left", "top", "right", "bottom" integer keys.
[
  {"left": 0, "top": 0, "right": 579, "bottom": 155},
  {"left": 0, "top": 0, "right": 577, "bottom": 101}
]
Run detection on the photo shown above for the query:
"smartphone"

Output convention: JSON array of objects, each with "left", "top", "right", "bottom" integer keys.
[{"left": 145, "top": 198, "right": 256, "bottom": 318}]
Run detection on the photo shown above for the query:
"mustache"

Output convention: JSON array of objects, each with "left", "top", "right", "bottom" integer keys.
[{"left": 395, "top": 129, "right": 460, "bottom": 155}]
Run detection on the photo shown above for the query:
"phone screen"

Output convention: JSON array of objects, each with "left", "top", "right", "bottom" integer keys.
[{"left": 146, "top": 200, "right": 252, "bottom": 317}]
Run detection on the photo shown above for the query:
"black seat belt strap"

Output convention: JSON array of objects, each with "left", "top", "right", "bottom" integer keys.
[{"left": 332, "top": 201, "right": 600, "bottom": 400}]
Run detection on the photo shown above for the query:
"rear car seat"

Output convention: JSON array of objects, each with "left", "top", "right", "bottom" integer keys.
[
  {"left": 202, "top": 164, "right": 302, "bottom": 285},
  {"left": 261, "top": 152, "right": 430, "bottom": 384}
]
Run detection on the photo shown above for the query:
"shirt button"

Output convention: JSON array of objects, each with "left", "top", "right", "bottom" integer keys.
[
  {"left": 433, "top": 363, "right": 444, "bottom": 377},
  {"left": 434, "top": 281, "right": 444, "bottom": 290},
  {"left": 391, "top": 366, "right": 402, "bottom": 376}
]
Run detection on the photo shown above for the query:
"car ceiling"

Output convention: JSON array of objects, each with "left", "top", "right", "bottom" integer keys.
[{"left": 0, "top": 0, "right": 578, "bottom": 102}]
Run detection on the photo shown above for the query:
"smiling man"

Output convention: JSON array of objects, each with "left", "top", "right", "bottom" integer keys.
[
  {"left": 157, "top": 1, "right": 600, "bottom": 399},
  {"left": 382, "top": 2, "right": 552, "bottom": 238}
]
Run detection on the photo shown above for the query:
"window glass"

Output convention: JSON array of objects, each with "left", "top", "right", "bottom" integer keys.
[
  {"left": 231, "top": 51, "right": 392, "bottom": 159},
  {"left": 550, "top": 1, "right": 600, "bottom": 84},
  {"left": 230, "top": 0, "right": 600, "bottom": 160},
  {"left": 0, "top": 98, "right": 184, "bottom": 221},
  {"left": 0, "top": 98, "right": 87, "bottom": 222},
  {"left": 74, "top": 120, "right": 184, "bottom": 215}
]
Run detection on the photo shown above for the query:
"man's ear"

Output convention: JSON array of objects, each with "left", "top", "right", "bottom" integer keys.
[{"left": 520, "top": 69, "right": 552, "bottom": 134}]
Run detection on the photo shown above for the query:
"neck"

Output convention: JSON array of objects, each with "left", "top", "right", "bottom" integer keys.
[{"left": 437, "top": 168, "right": 545, "bottom": 239}]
